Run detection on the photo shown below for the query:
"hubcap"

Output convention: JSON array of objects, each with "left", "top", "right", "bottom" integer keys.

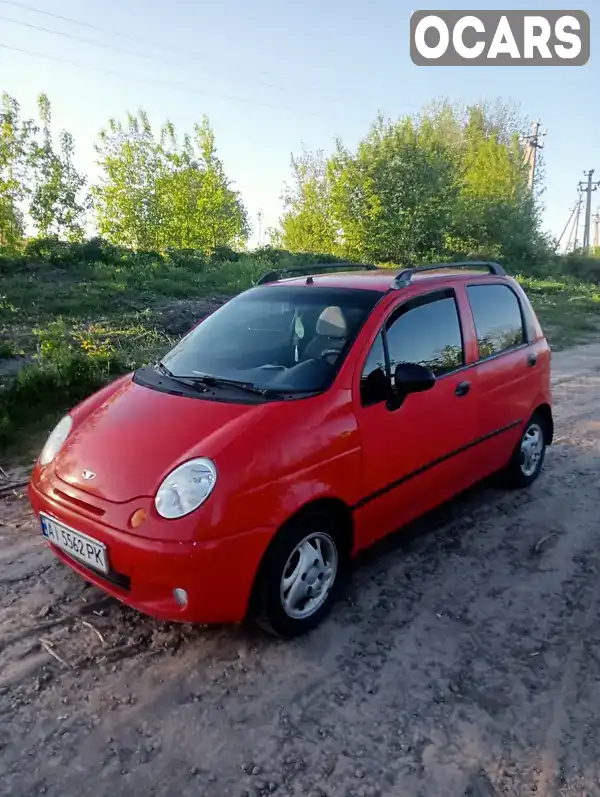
[
  {"left": 520, "top": 422, "right": 544, "bottom": 477},
  {"left": 280, "top": 532, "right": 338, "bottom": 620}
]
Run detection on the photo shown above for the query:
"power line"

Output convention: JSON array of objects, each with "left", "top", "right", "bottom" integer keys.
[
  {"left": 0, "top": 0, "right": 420, "bottom": 113},
  {"left": 0, "top": 42, "right": 379, "bottom": 123},
  {"left": 0, "top": 13, "right": 379, "bottom": 113},
  {"left": 556, "top": 199, "right": 579, "bottom": 251}
]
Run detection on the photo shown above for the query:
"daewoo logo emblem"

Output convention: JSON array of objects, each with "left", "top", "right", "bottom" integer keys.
[{"left": 82, "top": 470, "right": 96, "bottom": 481}]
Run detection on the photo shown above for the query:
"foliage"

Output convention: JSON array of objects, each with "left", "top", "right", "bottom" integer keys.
[
  {"left": 0, "top": 93, "right": 33, "bottom": 249},
  {"left": 93, "top": 111, "right": 249, "bottom": 253},
  {"left": 279, "top": 149, "right": 338, "bottom": 254},
  {"left": 279, "top": 101, "right": 548, "bottom": 267},
  {"left": 28, "top": 94, "right": 89, "bottom": 241},
  {"left": 557, "top": 252, "right": 600, "bottom": 284},
  {"left": 0, "top": 93, "right": 89, "bottom": 249}
]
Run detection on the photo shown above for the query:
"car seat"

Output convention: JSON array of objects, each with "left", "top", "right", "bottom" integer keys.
[{"left": 302, "top": 306, "right": 348, "bottom": 363}]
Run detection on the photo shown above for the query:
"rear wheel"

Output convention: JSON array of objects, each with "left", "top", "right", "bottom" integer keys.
[
  {"left": 251, "top": 512, "right": 345, "bottom": 638},
  {"left": 503, "top": 412, "right": 547, "bottom": 488}
]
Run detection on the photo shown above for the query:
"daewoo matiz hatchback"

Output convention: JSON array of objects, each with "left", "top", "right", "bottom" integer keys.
[{"left": 28, "top": 261, "right": 553, "bottom": 637}]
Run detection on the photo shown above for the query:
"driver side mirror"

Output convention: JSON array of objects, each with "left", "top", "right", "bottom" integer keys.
[{"left": 393, "top": 362, "right": 436, "bottom": 394}]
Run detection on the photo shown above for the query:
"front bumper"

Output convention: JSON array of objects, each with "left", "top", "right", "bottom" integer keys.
[{"left": 28, "top": 480, "right": 274, "bottom": 624}]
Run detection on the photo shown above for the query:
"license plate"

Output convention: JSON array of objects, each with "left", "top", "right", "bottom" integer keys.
[{"left": 40, "top": 514, "right": 109, "bottom": 574}]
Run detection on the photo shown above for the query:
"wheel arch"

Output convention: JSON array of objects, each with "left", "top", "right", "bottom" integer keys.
[
  {"left": 245, "top": 496, "right": 354, "bottom": 619},
  {"left": 534, "top": 403, "right": 553, "bottom": 445}
]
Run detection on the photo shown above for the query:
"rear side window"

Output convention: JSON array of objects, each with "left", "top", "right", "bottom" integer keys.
[
  {"left": 467, "top": 284, "right": 525, "bottom": 359},
  {"left": 386, "top": 292, "right": 464, "bottom": 377}
]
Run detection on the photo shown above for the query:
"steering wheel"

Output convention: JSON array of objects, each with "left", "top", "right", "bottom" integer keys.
[{"left": 319, "top": 348, "right": 341, "bottom": 360}]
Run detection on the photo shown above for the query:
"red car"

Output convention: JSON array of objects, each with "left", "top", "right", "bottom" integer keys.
[{"left": 28, "top": 261, "right": 553, "bottom": 637}]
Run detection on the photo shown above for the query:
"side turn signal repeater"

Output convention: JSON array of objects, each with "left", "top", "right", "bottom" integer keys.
[{"left": 129, "top": 508, "right": 147, "bottom": 529}]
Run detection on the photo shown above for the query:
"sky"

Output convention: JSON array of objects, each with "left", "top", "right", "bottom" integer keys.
[{"left": 1, "top": 0, "right": 598, "bottom": 247}]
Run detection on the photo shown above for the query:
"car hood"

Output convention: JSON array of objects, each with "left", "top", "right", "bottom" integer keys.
[{"left": 54, "top": 376, "right": 265, "bottom": 502}]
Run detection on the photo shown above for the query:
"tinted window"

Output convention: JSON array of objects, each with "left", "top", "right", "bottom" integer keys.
[
  {"left": 386, "top": 293, "right": 464, "bottom": 376},
  {"left": 160, "top": 286, "right": 381, "bottom": 394},
  {"left": 361, "top": 332, "right": 386, "bottom": 381},
  {"left": 467, "top": 284, "right": 525, "bottom": 359},
  {"left": 360, "top": 332, "right": 388, "bottom": 406}
]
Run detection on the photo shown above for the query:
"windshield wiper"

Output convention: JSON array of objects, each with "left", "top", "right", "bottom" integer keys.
[
  {"left": 153, "top": 362, "right": 211, "bottom": 393},
  {"left": 193, "top": 376, "right": 321, "bottom": 398},
  {"left": 155, "top": 361, "right": 175, "bottom": 378},
  {"left": 155, "top": 365, "right": 316, "bottom": 398},
  {"left": 184, "top": 373, "right": 273, "bottom": 397},
  {"left": 154, "top": 364, "right": 266, "bottom": 396}
]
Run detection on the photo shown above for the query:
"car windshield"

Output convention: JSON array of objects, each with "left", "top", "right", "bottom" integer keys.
[{"left": 159, "top": 285, "right": 382, "bottom": 394}]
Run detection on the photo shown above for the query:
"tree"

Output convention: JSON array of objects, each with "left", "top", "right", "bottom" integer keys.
[
  {"left": 277, "top": 102, "right": 547, "bottom": 266},
  {"left": 92, "top": 111, "right": 248, "bottom": 252},
  {"left": 29, "top": 94, "right": 89, "bottom": 241},
  {"left": 92, "top": 111, "right": 164, "bottom": 250},
  {"left": 157, "top": 117, "right": 249, "bottom": 251},
  {"left": 328, "top": 116, "right": 458, "bottom": 262},
  {"left": 279, "top": 148, "right": 338, "bottom": 254},
  {"left": 0, "top": 93, "right": 33, "bottom": 249},
  {"left": 448, "top": 104, "right": 540, "bottom": 262}
]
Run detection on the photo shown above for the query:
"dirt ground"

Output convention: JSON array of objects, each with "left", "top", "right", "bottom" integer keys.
[{"left": 2, "top": 342, "right": 600, "bottom": 797}]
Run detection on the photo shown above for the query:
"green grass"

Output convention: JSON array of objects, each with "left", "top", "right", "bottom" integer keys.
[
  {"left": 0, "top": 254, "right": 273, "bottom": 453},
  {"left": 2, "top": 250, "right": 600, "bottom": 456},
  {"left": 517, "top": 274, "right": 600, "bottom": 351}
]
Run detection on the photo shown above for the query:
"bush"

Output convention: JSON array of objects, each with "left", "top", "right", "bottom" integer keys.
[
  {"left": 0, "top": 319, "right": 126, "bottom": 448},
  {"left": 210, "top": 246, "right": 242, "bottom": 263},
  {"left": 558, "top": 253, "right": 600, "bottom": 284},
  {"left": 163, "top": 247, "right": 207, "bottom": 269},
  {"left": 77, "top": 236, "right": 126, "bottom": 264},
  {"left": 23, "top": 236, "right": 77, "bottom": 265}
]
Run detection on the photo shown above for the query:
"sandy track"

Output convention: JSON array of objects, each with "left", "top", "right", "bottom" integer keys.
[{"left": 2, "top": 343, "right": 600, "bottom": 797}]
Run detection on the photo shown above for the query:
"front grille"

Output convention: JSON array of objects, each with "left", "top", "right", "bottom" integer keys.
[{"left": 53, "top": 488, "right": 105, "bottom": 517}]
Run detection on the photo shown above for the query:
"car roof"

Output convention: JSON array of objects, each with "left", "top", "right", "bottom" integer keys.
[{"left": 258, "top": 265, "right": 508, "bottom": 294}]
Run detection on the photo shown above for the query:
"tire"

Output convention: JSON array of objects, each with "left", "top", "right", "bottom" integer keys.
[
  {"left": 251, "top": 511, "right": 345, "bottom": 638},
  {"left": 503, "top": 412, "right": 547, "bottom": 489}
]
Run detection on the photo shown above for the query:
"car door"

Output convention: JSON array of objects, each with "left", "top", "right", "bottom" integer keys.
[
  {"left": 463, "top": 281, "right": 539, "bottom": 475},
  {"left": 353, "top": 287, "right": 479, "bottom": 550}
]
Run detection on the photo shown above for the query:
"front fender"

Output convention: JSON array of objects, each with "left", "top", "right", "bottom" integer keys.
[{"left": 220, "top": 446, "right": 363, "bottom": 536}]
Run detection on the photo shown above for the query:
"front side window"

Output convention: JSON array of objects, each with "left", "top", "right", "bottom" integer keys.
[
  {"left": 386, "top": 292, "right": 464, "bottom": 376},
  {"left": 359, "top": 291, "right": 464, "bottom": 406},
  {"left": 158, "top": 285, "right": 381, "bottom": 395},
  {"left": 360, "top": 331, "right": 387, "bottom": 406},
  {"left": 467, "top": 284, "right": 525, "bottom": 359}
]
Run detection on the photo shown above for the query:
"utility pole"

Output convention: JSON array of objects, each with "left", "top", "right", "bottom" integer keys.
[
  {"left": 578, "top": 170, "right": 600, "bottom": 252},
  {"left": 572, "top": 195, "right": 583, "bottom": 252},
  {"left": 593, "top": 208, "right": 600, "bottom": 251},
  {"left": 256, "top": 209, "right": 264, "bottom": 247},
  {"left": 522, "top": 119, "right": 545, "bottom": 191}
]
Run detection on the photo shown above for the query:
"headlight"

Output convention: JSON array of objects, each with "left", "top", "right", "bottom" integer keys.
[
  {"left": 39, "top": 415, "right": 73, "bottom": 466},
  {"left": 155, "top": 458, "right": 217, "bottom": 519}
]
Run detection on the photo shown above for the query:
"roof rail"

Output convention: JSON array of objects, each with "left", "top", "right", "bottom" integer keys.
[
  {"left": 391, "top": 260, "right": 506, "bottom": 289},
  {"left": 255, "top": 262, "right": 379, "bottom": 286}
]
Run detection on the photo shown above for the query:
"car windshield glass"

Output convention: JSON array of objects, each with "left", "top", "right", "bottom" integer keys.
[{"left": 159, "top": 285, "right": 381, "bottom": 394}]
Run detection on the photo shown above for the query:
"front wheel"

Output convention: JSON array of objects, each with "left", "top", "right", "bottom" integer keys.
[
  {"left": 251, "top": 513, "right": 344, "bottom": 638},
  {"left": 503, "top": 413, "right": 547, "bottom": 488}
]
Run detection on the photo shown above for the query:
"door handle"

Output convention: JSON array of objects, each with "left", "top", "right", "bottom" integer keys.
[
  {"left": 528, "top": 352, "right": 538, "bottom": 367},
  {"left": 455, "top": 381, "right": 471, "bottom": 397}
]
